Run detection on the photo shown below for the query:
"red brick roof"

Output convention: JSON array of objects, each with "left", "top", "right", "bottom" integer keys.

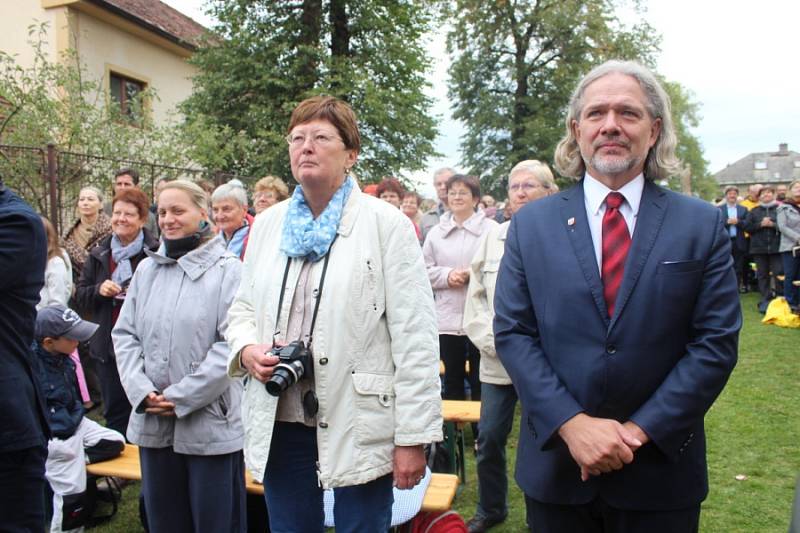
[{"left": 92, "top": 0, "right": 208, "bottom": 49}]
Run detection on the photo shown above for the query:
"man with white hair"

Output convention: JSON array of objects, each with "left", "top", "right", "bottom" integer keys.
[
  {"left": 494, "top": 60, "right": 740, "bottom": 532},
  {"left": 420, "top": 167, "right": 455, "bottom": 241},
  {"left": 211, "top": 181, "right": 254, "bottom": 260}
]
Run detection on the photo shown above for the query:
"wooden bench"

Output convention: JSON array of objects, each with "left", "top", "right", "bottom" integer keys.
[
  {"left": 441, "top": 400, "right": 481, "bottom": 484},
  {"left": 88, "top": 444, "right": 459, "bottom": 513}
]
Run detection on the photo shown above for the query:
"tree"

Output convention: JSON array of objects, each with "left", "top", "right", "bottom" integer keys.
[
  {"left": 446, "top": 0, "right": 707, "bottom": 198},
  {"left": 183, "top": 0, "right": 439, "bottom": 183},
  {"left": 661, "top": 80, "right": 717, "bottom": 199},
  {"left": 0, "top": 24, "right": 195, "bottom": 208}
]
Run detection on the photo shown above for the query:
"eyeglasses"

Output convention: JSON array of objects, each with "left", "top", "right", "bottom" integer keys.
[
  {"left": 447, "top": 190, "right": 472, "bottom": 198},
  {"left": 285, "top": 131, "right": 343, "bottom": 149},
  {"left": 509, "top": 182, "right": 544, "bottom": 192}
]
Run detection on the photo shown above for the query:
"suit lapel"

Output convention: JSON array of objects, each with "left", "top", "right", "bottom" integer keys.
[
  {"left": 609, "top": 180, "right": 668, "bottom": 330},
  {"left": 560, "top": 182, "right": 609, "bottom": 324}
]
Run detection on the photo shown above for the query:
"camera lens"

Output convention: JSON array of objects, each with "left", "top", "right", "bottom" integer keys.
[
  {"left": 265, "top": 360, "right": 305, "bottom": 396},
  {"left": 265, "top": 370, "right": 290, "bottom": 396}
]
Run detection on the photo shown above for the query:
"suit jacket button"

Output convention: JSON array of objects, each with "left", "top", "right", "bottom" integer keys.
[
  {"left": 319, "top": 358, "right": 328, "bottom": 365},
  {"left": 606, "top": 344, "right": 617, "bottom": 355},
  {"left": 319, "top": 422, "right": 328, "bottom": 428}
]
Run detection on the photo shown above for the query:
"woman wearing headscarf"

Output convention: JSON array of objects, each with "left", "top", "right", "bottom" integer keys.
[
  {"left": 75, "top": 188, "right": 158, "bottom": 436},
  {"left": 226, "top": 95, "right": 442, "bottom": 532},
  {"left": 112, "top": 180, "right": 245, "bottom": 532}
]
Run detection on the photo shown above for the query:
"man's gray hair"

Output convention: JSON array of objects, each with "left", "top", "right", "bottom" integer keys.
[
  {"left": 211, "top": 182, "right": 248, "bottom": 207},
  {"left": 433, "top": 167, "right": 456, "bottom": 180},
  {"left": 553, "top": 60, "right": 683, "bottom": 182}
]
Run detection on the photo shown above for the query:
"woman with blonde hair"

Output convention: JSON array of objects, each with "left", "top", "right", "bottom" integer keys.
[
  {"left": 38, "top": 216, "right": 73, "bottom": 309},
  {"left": 63, "top": 186, "right": 112, "bottom": 285},
  {"left": 253, "top": 175, "right": 290, "bottom": 214},
  {"left": 113, "top": 180, "right": 245, "bottom": 532}
]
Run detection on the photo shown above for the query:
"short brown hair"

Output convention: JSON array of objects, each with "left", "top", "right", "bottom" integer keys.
[
  {"left": 112, "top": 188, "right": 149, "bottom": 221},
  {"left": 287, "top": 96, "right": 361, "bottom": 152},
  {"left": 446, "top": 174, "right": 481, "bottom": 199},
  {"left": 376, "top": 177, "right": 404, "bottom": 197}
]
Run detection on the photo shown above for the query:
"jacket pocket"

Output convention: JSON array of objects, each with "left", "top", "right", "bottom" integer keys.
[
  {"left": 656, "top": 259, "right": 703, "bottom": 274},
  {"left": 351, "top": 372, "right": 395, "bottom": 447}
]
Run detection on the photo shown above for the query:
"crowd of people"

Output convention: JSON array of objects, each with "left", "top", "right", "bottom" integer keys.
[
  {"left": 718, "top": 182, "right": 800, "bottom": 314},
  {"left": 2, "top": 59, "right": 797, "bottom": 533}
]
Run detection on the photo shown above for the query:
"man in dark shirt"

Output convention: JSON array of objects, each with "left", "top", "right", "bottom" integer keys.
[{"left": 0, "top": 178, "right": 49, "bottom": 531}]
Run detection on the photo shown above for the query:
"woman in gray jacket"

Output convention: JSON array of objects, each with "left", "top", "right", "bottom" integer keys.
[
  {"left": 777, "top": 179, "right": 800, "bottom": 312},
  {"left": 112, "top": 180, "right": 245, "bottom": 533}
]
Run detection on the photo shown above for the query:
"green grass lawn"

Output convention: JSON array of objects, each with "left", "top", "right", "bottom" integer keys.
[{"left": 93, "top": 293, "right": 799, "bottom": 531}]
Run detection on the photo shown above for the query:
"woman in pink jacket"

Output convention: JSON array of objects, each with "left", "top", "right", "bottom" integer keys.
[{"left": 423, "top": 175, "right": 497, "bottom": 407}]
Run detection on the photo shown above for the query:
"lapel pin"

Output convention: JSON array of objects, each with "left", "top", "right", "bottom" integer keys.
[{"left": 567, "top": 217, "right": 575, "bottom": 226}]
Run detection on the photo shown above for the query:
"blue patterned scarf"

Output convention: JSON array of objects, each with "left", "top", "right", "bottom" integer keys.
[
  {"left": 280, "top": 176, "right": 354, "bottom": 262},
  {"left": 110, "top": 230, "right": 144, "bottom": 284}
]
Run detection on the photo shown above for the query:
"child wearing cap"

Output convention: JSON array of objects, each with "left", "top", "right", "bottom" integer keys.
[{"left": 34, "top": 304, "right": 125, "bottom": 532}]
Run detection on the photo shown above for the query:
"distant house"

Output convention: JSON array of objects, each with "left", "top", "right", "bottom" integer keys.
[
  {"left": 714, "top": 143, "right": 800, "bottom": 190},
  {"left": 0, "top": 0, "right": 207, "bottom": 126}
]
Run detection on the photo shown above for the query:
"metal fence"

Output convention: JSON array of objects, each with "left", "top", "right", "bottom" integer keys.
[{"left": 0, "top": 143, "right": 256, "bottom": 234}]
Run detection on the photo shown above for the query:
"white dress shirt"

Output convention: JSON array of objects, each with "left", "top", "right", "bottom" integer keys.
[{"left": 583, "top": 173, "right": 644, "bottom": 273}]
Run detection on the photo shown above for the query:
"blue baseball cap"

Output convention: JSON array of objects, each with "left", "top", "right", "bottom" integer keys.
[{"left": 35, "top": 304, "right": 99, "bottom": 342}]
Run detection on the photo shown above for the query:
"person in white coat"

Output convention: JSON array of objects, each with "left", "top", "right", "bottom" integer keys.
[
  {"left": 225, "top": 96, "right": 442, "bottom": 533},
  {"left": 462, "top": 160, "right": 556, "bottom": 533}
]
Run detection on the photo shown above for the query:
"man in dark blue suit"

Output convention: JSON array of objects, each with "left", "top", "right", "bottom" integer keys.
[
  {"left": 719, "top": 185, "right": 749, "bottom": 291},
  {"left": 0, "top": 178, "right": 50, "bottom": 531},
  {"left": 494, "top": 61, "right": 741, "bottom": 532}
]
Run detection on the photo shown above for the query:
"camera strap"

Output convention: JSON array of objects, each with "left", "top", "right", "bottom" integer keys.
[{"left": 272, "top": 235, "right": 337, "bottom": 348}]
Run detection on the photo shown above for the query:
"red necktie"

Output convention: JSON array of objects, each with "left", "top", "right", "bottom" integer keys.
[{"left": 602, "top": 192, "right": 631, "bottom": 318}]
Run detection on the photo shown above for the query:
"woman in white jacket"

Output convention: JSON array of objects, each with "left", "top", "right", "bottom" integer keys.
[
  {"left": 226, "top": 96, "right": 442, "bottom": 533},
  {"left": 462, "top": 160, "right": 556, "bottom": 533}
]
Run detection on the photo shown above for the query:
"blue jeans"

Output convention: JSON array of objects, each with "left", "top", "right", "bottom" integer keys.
[
  {"left": 474, "top": 383, "right": 517, "bottom": 522},
  {"left": 782, "top": 251, "right": 800, "bottom": 306},
  {"left": 263, "top": 422, "right": 393, "bottom": 533}
]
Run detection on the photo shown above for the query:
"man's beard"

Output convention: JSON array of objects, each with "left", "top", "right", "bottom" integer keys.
[{"left": 583, "top": 151, "right": 643, "bottom": 177}]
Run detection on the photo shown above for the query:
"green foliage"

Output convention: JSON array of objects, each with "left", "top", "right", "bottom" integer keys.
[
  {"left": 0, "top": 23, "right": 195, "bottom": 203},
  {"left": 182, "top": 0, "right": 440, "bottom": 183},
  {"left": 661, "top": 79, "right": 718, "bottom": 199},
  {"left": 445, "top": 0, "right": 710, "bottom": 199}
]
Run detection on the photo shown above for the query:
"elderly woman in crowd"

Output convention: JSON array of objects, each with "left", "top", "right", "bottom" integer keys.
[
  {"left": 377, "top": 177, "right": 404, "bottom": 208},
  {"left": 226, "top": 95, "right": 442, "bottom": 532},
  {"left": 423, "top": 174, "right": 496, "bottom": 408},
  {"left": 112, "top": 180, "right": 245, "bottom": 532},
  {"left": 745, "top": 185, "right": 783, "bottom": 312},
  {"left": 777, "top": 179, "right": 800, "bottom": 312},
  {"left": 75, "top": 188, "right": 159, "bottom": 437},
  {"left": 401, "top": 191, "right": 423, "bottom": 243},
  {"left": 63, "top": 186, "right": 112, "bottom": 285},
  {"left": 253, "top": 175, "right": 290, "bottom": 215},
  {"left": 212, "top": 182, "right": 255, "bottom": 259},
  {"left": 462, "top": 160, "right": 555, "bottom": 533}
]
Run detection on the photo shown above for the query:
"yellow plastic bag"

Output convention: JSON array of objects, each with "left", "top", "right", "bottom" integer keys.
[{"left": 762, "top": 297, "right": 800, "bottom": 329}]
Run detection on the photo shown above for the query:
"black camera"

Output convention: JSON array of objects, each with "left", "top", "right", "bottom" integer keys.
[{"left": 265, "top": 341, "right": 314, "bottom": 396}]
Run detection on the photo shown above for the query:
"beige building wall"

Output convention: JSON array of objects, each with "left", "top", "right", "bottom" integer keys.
[
  {"left": 0, "top": 1, "right": 197, "bottom": 126},
  {"left": 0, "top": 2, "right": 61, "bottom": 65},
  {"left": 72, "top": 9, "right": 196, "bottom": 125}
]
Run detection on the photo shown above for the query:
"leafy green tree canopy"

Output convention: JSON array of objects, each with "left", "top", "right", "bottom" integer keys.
[
  {"left": 446, "top": 0, "right": 712, "bottom": 198},
  {"left": 183, "top": 0, "right": 440, "bottom": 183}
]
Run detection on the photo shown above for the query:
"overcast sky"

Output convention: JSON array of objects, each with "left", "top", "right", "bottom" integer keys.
[{"left": 164, "top": 0, "right": 800, "bottom": 196}]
